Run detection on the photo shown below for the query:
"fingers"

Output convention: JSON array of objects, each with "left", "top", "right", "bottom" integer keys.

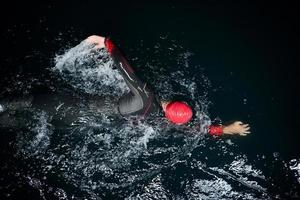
[
  {"left": 240, "top": 129, "right": 251, "bottom": 136},
  {"left": 243, "top": 126, "right": 250, "bottom": 131},
  {"left": 235, "top": 121, "right": 250, "bottom": 126},
  {"left": 225, "top": 121, "right": 251, "bottom": 136},
  {"left": 239, "top": 130, "right": 251, "bottom": 136},
  {"left": 235, "top": 121, "right": 243, "bottom": 125},
  {"left": 236, "top": 125, "right": 251, "bottom": 136},
  {"left": 242, "top": 124, "right": 249, "bottom": 128}
]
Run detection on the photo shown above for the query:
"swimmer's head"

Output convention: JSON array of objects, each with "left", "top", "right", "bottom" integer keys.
[{"left": 162, "top": 101, "right": 193, "bottom": 125}]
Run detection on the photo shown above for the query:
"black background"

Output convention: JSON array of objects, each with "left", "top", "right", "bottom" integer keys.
[
  {"left": 0, "top": 2, "right": 299, "bottom": 198},
  {"left": 1, "top": 0, "right": 298, "bottom": 155}
]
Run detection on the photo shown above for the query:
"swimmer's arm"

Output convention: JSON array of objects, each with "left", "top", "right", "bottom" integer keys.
[
  {"left": 85, "top": 35, "right": 145, "bottom": 83},
  {"left": 85, "top": 35, "right": 154, "bottom": 115},
  {"left": 85, "top": 36, "right": 134, "bottom": 71},
  {"left": 85, "top": 35, "right": 145, "bottom": 87},
  {"left": 103, "top": 37, "right": 142, "bottom": 86},
  {"left": 209, "top": 121, "right": 250, "bottom": 136}
]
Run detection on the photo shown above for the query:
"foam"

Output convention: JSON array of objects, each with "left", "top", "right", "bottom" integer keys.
[
  {"left": 53, "top": 41, "right": 129, "bottom": 96},
  {"left": 2, "top": 37, "right": 285, "bottom": 199}
]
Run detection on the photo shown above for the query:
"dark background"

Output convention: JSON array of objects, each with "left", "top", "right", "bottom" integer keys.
[
  {"left": 0, "top": 1, "right": 299, "bottom": 198},
  {"left": 1, "top": 0, "right": 298, "bottom": 155}
]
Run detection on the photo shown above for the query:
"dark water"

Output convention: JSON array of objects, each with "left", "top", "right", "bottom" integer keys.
[{"left": 1, "top": 1, "right": 299, "bottom": 199}]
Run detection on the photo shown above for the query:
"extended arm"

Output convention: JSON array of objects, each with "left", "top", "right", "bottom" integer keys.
[{"left": 209, "top": 121, "right": 251, "bottom": 136}]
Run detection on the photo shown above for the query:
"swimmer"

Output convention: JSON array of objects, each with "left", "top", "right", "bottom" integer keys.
[
  {"left": 0, "top": 35, "right": 250, "bottom": 137},
  {"left": 85, "top": 35, "right": 251, "bottom": 136}
]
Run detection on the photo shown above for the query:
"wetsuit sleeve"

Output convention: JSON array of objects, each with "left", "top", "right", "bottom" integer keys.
[
  {"left": 208, "top": 125, "right": 223, "bottom": 136},
  {"left": 104, "top": 38, "right": 159, "bottom": 117}
]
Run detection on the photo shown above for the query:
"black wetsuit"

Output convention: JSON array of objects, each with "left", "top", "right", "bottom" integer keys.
[
  {"left": 105, "top": 38, "right": 160, "bottom": 118},
  {"left": 0, "top": 38, "right": 160, "bottom": 128}
]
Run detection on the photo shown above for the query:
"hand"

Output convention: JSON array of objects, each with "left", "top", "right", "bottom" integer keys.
[
  {"left": 85, "top": 35, "right": 105, "bottom": 49},
  {"left": 223, "top": 121, "right": 250, "bottom": 136}
]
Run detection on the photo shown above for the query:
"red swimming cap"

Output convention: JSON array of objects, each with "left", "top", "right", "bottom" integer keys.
[{"left": 165, "top": 101, "right": 193, "bottom": 124}]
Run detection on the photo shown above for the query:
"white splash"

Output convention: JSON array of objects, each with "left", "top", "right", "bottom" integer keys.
[
  {"left": 210, "top": 157, "right": 266, "bottom": 193},
  {"left": 289, "top": 159, "right": 300, "bottom": 184},
  {"left": 14, "top": 110, "right": 53, "bottom": 158},
  {"left": 135, "top": 123, "right": 156, "bottom": 149},
  {"left": 0, "top": 104, "right": 4, "bottom": 112},
  {"left": 32, "top": 112, "right": 51, "bottom": 144},
  {"left": 53, "top": 41, "right": 128, "bottom": 96},
  {"left": 186, "top": 178, "right": 260, "bottom": 200},
  {"left": 126, "top": 175, "right": 169, "bottom": 200}
]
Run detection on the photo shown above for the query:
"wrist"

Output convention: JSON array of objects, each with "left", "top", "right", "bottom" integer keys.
[
  {"left": 222, "top": 126, "right": 229, "bottom": 134},
  {"left": 209, "top": 125, "right": 224, "bottom": 136}
]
